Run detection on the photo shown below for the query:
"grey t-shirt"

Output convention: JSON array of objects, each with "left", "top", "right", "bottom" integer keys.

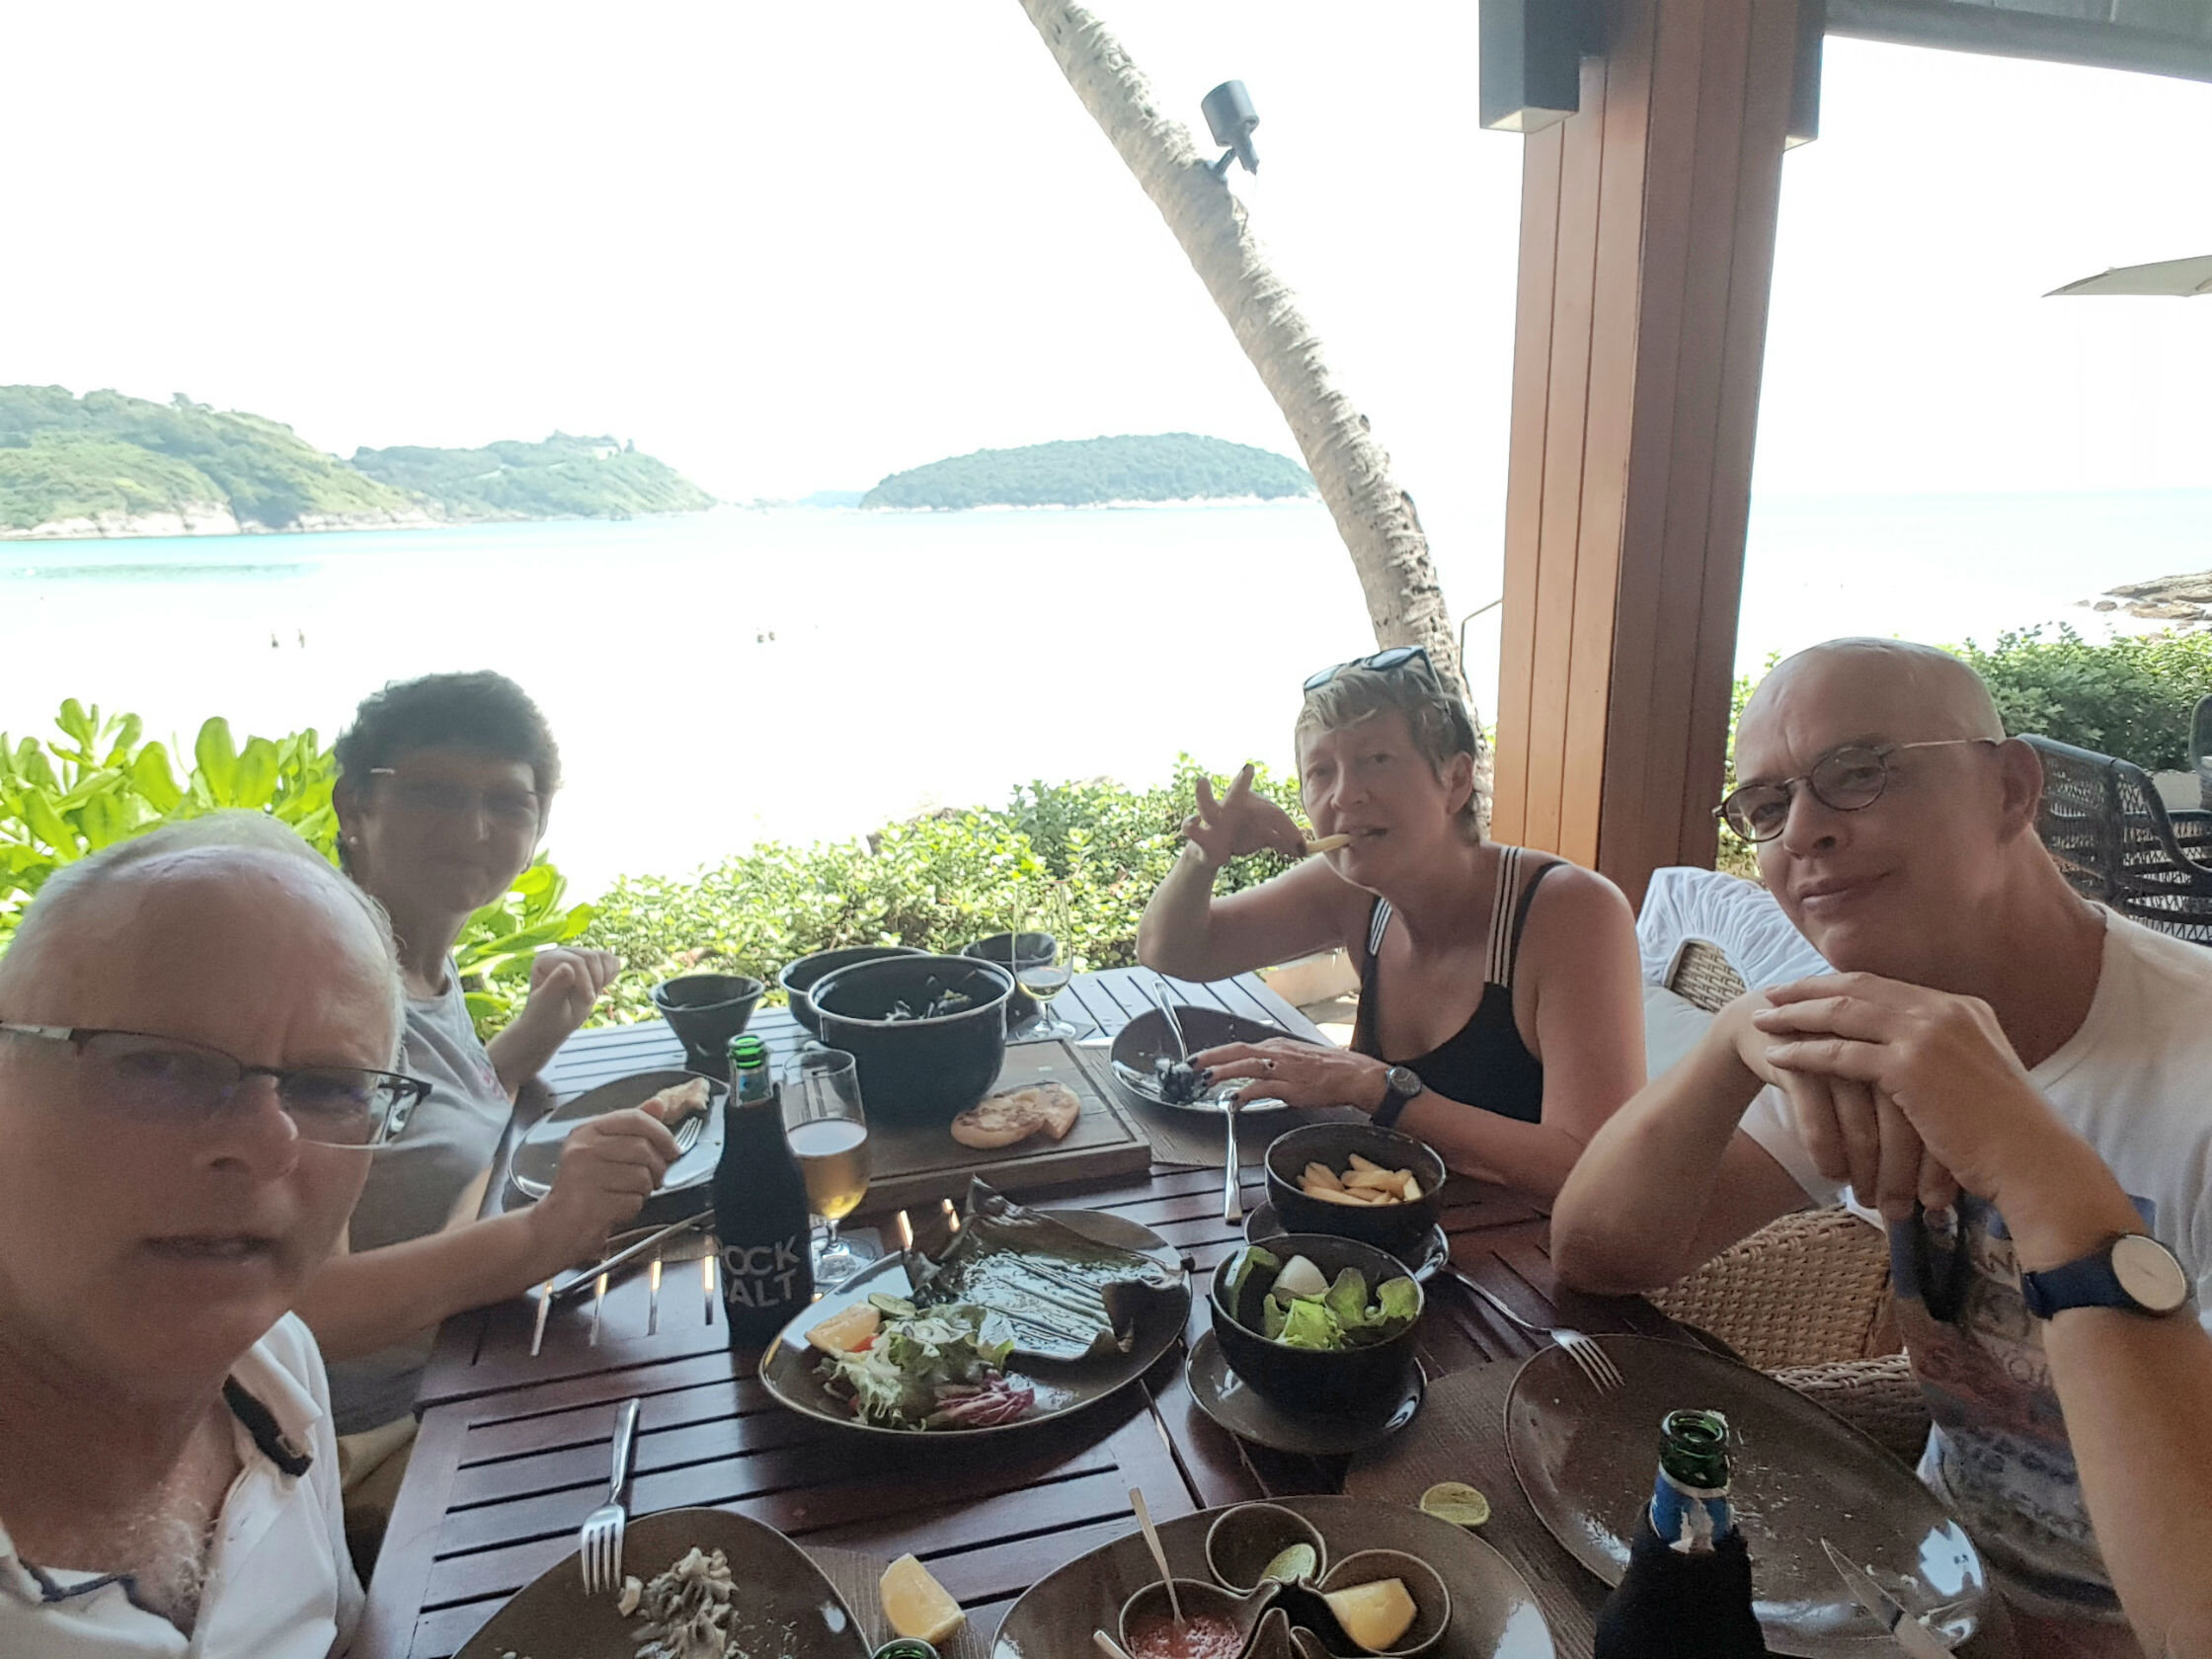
[{"left": 328, "top": 967, "right": 514, "bottom": 1433}]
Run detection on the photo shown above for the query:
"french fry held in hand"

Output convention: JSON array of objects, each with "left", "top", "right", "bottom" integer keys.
[
  {"left": 1299, "top": 1156, "right": 1422, "bottom": 1205},
  {"left": 1303, "top": 832, "right": 1353, "bottom": 854}
]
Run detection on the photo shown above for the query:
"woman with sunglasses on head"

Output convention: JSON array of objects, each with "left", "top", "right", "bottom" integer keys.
[
  {"left": 1137, "top": 648, "right": 1645, "bottom": 1202},
  {"left": 293, "top": 671, "right": 679, "bottom": 1565}
]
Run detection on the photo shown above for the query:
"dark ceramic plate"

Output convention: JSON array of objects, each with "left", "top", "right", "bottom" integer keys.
[
  {"left": 1505, "top": 1335, "right": 1988, "bottom": 1656},
  {"left": 508, "top": 1069, "right": 726, "bottom": 1203},
  {"left": 758, "top": 1208, "right": 1189, "bottom": 1439},
  {"left": 453, "top": 1506, "right": 869, "bottom": 1659},
  {"left": 1109, "top": 1005, "right": 1315, "bottom": 1115},
  {"left": 1245, "top": 1201, "right": 1452, "bottom": 1282},
  {"left": 1186, "top": 1327, "right": 1425, "bottom": 1457},
  {"left": 991, "top": 1493, "right": 1555, "bottom": 1659}
]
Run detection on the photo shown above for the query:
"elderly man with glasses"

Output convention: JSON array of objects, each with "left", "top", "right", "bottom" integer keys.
[
  {"left": 0, "top": 813, "right": 412, "bottom": 1657},
  {"left": 1552, "top": 638, "right": 2212, "bottom": 1656}
]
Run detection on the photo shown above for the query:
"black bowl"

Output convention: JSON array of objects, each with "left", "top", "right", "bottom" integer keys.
[
  {"left": 962, "top": 930, "right": 1056, "bottom": 1024},
  {"left": 1209, "top": 1231, "right": 1424, "bottom": 1415},
  {"left": 648, "top": 974, "right": 764, "bottom": 1073},
  {"left": 777, "top": 945, "right": 926, "bottom": 1035},
  {"left": 1264, "top": 1121, "right": 1447, "bottom": 1263},
  {"left": 809, "top": 954, "right": 1014, "bottom": 1126}
]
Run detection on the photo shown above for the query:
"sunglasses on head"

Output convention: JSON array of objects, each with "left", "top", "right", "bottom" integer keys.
[{"left": 1303, "top": 645, "right": 1434, "bottom": 693}]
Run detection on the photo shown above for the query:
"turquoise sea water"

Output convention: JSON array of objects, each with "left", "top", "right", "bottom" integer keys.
[{"left": 2, "top": 489, "right": 2204, "bottom": 895}]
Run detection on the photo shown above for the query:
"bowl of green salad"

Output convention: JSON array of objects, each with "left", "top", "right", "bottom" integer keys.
[{"left": 1208, "top": 1233, "right": 1424, "bottom": 1414}]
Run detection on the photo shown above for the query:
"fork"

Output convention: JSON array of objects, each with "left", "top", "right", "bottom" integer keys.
[
  {"left": 1446, "top": 1266, "right": 1623, "bottom": 1393},
  {"left": 672, "top": 1113, "right": 704, "bottom": 1157},
  {"left": 580, "top": 1397, "right": 641, "bottom": 1595}
]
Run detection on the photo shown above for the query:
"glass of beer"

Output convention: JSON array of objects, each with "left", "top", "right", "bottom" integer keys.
[{"left": 782, "top": 1047, "right": 875, "bottom": 1287}]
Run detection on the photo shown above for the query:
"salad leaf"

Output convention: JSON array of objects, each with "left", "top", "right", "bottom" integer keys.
[
  {"left": 1323, "top": 1267, "right": 1371, "bottom": 1330},
  {"left": 1376, "top": 1276, "right": 1420, "bottom": 1327},
  {"left": 1262, "top": 1295, "right": 1290, "bottom": 1342},
  {"left": 1224, "top": 1245, "right": 1278, "bottom": 1309},
  {"left": 816, "top": 1302, "right": 1021, "bottom": 1431},
  {"left": 1276, "top": 1298, "right": 1343, "bottom": 1351}
]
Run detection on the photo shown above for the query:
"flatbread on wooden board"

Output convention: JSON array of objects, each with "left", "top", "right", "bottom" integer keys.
[{"left": 949, "top": 1081, "right": 1082, "bottom": 1150}]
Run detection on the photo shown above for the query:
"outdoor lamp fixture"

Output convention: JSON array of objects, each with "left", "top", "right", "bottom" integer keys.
[{"left": 1202, "top": 79, "right": 1260, "bottom": 175}]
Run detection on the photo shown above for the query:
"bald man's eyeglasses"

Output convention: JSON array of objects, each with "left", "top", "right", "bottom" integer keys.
[
  {"left": 1716, "top": 739, "right": 2002, "bottom": 843},
  {"left": 0, "top": 1024, "right": 427, "bottom": 1148}
]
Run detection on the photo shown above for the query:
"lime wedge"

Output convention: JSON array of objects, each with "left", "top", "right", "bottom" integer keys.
[
  {"left": 1259, "top": 1541, "right": 1319, "bottom": 1583},
  {"left": 1419, "top": 1480, "right": 1491, "bottom": 1529}
]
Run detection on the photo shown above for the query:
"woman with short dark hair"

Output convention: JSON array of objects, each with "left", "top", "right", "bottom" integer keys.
[
  {"left": 298, "top": 672, "right": 677, "bottom": 1563},
  {"left": 1137, "top": 648, "right": 1645, "bottom": 1202}
]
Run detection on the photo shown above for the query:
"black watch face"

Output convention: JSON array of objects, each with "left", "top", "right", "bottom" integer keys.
[
  {"left": 2113, "top": 1234, "right": 2190, "bottom": 1313},
  {"left": 1386, "top": 1066, "right": 1421, "bottom": 1100}
]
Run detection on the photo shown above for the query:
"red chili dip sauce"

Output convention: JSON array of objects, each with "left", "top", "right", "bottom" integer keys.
[{"left": 1126, "top": 1613, "right": 1244, "bottom": 1659}]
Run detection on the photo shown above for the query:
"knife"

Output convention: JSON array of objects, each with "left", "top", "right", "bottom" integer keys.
[{"left": 1822, "top": 1539, "right": 1952, "bottom": 1658}]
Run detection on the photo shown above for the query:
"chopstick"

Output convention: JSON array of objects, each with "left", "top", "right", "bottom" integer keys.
[
  {"left": 647, "top": 1253, "right": 664, "bottom": 1336},
  {"left": 589, "top": 1272, "right": 608, "bottom": 1347}
]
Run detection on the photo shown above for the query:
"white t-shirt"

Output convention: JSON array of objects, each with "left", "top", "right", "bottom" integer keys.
[
  {"left": 1742, "top": 910, "right": 2212, "bottom": 1620},
  {"left": 0, "top": 1314, "right": 362, "bottom": 1658}
]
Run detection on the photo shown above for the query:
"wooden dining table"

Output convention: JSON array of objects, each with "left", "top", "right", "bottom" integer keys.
[{"left": 356, "top": 966, "right": 1701, "bottom": 1659}]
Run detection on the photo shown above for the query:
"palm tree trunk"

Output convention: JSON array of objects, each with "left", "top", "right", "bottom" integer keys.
[{"left": 1015, "top": 0, "right": 1489, "bottom": 816}]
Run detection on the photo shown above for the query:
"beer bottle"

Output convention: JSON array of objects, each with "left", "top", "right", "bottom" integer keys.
[
  {"left": 1592, "top": 1408, "right": 1769, "bottom": 1659},
  {"left": 710, "top": 1034, "right": 815, "bottom": 1351}
]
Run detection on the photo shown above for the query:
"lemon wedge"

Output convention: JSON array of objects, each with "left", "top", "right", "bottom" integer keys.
[
  {"left": 880, "top": 1553, "right": 965, "bottom": 1644},
  {"left": 807, "top": 1303, "right": 881, "bottom": 1357},
  {"left": 1419, "top": 1480, "right": 1490, "bottom": 1529},
  {"left": 1324, "top": 1578, "right": 1417, "bottom": 1652}
]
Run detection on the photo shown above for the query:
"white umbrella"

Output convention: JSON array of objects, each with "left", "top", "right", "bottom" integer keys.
[{"left": 2047, "top": 254, "right": 2212, "bottom": 297}]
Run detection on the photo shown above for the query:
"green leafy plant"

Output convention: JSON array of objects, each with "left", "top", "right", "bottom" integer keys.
[
  {"left": 1950, "top": 625, "right": 2212, "bottom": 771},
  {"left": 582, "top": 756, "right": 1304, "bottom": 1026},
  {"left": 0, "top": 701, "right": 590, "bottom": 1037}
]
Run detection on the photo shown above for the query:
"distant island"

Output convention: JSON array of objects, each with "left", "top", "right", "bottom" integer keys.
[
  {"left": 861, "top": 433, "right": 1314, "bottom": 511},
  {"left": 0, "top": 385, "right": 713, "bottom": 539}
]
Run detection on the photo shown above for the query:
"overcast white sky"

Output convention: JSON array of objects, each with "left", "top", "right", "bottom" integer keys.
[{"left": 4, "top": 4, "right": 2207, "bottom": 613}]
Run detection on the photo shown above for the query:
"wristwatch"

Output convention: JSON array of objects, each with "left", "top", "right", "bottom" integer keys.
[
  {"left": 1373, "top": 1065, "right": 1425, "bottom": 1129},
  {"left": 2019, "top": 1232, "right": 2190, "bottom": 1320}
]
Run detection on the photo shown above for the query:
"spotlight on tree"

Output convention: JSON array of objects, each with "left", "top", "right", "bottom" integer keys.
[{"left": 1201, "top": 80, "right": 1259, "bottom": 176}]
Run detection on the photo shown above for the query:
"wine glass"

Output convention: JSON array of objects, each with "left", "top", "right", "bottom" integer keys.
[
  {"left": 1017, "top": 882, "right": 1082, "bottom": 1040},
  {"left": 782, "top": 1047, "right": 876, "bottom": 1288}
]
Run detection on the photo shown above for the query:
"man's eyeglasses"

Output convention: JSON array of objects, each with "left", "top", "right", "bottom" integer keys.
[
  {"left": 1304, "top": 645, "right": 1435, "bottom": 693},
  {"left": 1716, "top": 739, "right": 2002, "bottom": 843},
  {"left": 0, "top": 1024, "right": 427, "bottom": 1148},
  {"left": 369, "top": 767, "right": 541, "bottom": 831}
]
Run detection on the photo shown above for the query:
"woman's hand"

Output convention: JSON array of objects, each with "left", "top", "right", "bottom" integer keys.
[
  {"left": 523, "top": 1098, "right": 682, "bottom": 1271},
  {"left": 522, "top": 948, "right": 621, "bottom": 1038},
  {"left": 1182, "top": 764, "right": 1306, "bottom": 867},
  {"left": 1190, "top": 1037, "right": 1390, "bottom": 1112}
]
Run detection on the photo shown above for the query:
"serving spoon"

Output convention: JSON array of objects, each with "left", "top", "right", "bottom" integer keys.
[{"left": 1129, "top": 1485, "right": 1184, "bottom": 1625}]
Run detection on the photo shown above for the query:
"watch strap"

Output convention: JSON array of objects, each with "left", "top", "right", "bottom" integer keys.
[
  {"left": 2019, "top": 1251, "right": 2132, "bottom": 1319},
  {"left": 1373, "top": 1066, "right": 1421, "bottom": 1130}
]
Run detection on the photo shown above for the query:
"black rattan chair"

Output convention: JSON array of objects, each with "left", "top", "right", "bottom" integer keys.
[
  {"left": 2024, "top": 734, "right": 2212, "bottom": 944},
  {"left": 2191, "top": 694, "right": 2212, "bottom": 811}
]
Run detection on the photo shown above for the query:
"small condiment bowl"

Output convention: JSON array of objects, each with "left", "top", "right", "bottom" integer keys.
[
  {"left": 1204, "top": 1503, "right": 1328, "bottom": 1595},
  {"left": 1118, "top": 1578, "right": 1267, "bottom": 1659},
  {"left": 1313, "top": 1550, "right": 1451, "bottom": 1657}
]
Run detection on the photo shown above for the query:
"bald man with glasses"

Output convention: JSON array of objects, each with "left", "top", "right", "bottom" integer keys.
[
  {"left": 0, "top": 814, "right": 409, "bottom": 1657},
  {"left": 1552, "top": 639, "right": 2212, "bottom": 1655}
]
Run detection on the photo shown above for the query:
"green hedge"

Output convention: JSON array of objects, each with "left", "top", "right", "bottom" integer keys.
[{"left": 582, "top": 759, "right": 1303, "bottom": 1026}]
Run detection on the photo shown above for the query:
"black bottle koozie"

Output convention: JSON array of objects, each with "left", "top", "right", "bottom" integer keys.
[{"left": 1593, "top": 1526, "right": 1770, "bottom": 1659}]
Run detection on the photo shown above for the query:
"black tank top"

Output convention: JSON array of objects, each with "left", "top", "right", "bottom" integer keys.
[{"left": 1350, "top": 844, "right": 1557, "bottom": 1125}]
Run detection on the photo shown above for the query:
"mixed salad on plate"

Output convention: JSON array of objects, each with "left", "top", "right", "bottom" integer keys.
[
  {"left": 807, "top": 1295, "right": 1036, "bottom": 1430},
  {"left": 1224, "top": 1246, "right": 1419, "bottom": 1351}
]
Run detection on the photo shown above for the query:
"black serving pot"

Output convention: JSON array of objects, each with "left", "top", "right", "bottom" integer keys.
[
  {"left": 1264, "top": 1121, "right": 1447, "bottom": 1264},
  {"left": 1209, "top": 1231, "right": 1424, "bottom": 1415},
  {"left": 649, "top": 973, "right": 765, "bottom": 1074},
  {"left": 777, "top": 945, "right": 926, "bottom": 1035},
  {"left": 961, "top": 930, "right": 1056, "bottom": 1025},
  {"left": 808, "top": 954, "right": 1014, "bottom": 1126}
]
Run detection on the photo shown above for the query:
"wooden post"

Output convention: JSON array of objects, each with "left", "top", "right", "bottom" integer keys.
[{"left": 1490, "top": 0, "right": 1799, "bottom": 907}]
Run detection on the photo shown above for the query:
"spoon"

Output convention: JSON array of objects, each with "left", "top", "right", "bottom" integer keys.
[
  {"left": 1094, "top": 1632, "right": 1139, "bottom": 1659},
  {"left": 1128, "top": 1485, "right": 1183, "bottom": 1625},
  {"left": 1221, "top": 1087, "right": 1244, "bottom": 1224}
]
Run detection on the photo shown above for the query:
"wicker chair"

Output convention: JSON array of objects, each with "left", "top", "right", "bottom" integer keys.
[
  {"left": 2193, "top": 694, "right": 2212, "bottom": 813},
  {"left": 2025, "top": 733, "right": 2212, "bottom": 944},
  {"left": 1643, "top": 936, "right": 1930, "bottom": 1462}
]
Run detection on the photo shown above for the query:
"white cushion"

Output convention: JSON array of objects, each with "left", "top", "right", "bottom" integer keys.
[
  {"left": 1642, "top": 982, "right": 1714, "bottom": 1081},
  {"left": 1636, "top": 866, "right": 1830, "bottom": 990}
]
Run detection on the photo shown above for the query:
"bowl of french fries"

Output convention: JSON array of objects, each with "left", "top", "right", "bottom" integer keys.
[{"left": 1264, "top": 1122, "right": 1447, "bottom": 1259}]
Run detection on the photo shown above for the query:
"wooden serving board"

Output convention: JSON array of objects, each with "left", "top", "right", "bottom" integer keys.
[{"left": 853, "top": 1037, "right": 1150, "bottom": 1217}]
